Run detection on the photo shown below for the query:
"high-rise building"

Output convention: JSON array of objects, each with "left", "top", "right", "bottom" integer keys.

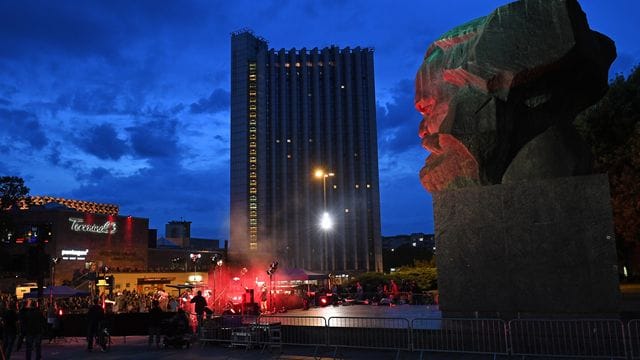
[{"left": 230, "top": 30, "right": 382, "bottom": 273}]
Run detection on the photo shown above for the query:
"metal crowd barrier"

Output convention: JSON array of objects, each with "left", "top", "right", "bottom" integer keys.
[
  {"left": 629, "top": 319, "right": 640, "bottom": 359},
  {"left": 509, "top": 318, "right": 627, "bottom": 359},
  {"left": 258, "top": 315, "right": 327, "bottom": 347},
  {"left": 411, "top": 318, "right": 508, "bottom": 356},
  {"left": 327, "top": 316, "right": 410, "bottom": 353}
]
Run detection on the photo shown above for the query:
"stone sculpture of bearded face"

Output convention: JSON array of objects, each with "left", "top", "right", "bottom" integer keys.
[{"left": 415, "top": 0, "right": 615, "bottom": 193}]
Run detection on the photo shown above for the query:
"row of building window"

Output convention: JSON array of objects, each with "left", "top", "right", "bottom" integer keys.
[{"left": 247, "top": 62, "right": 259, "bottom": 250}]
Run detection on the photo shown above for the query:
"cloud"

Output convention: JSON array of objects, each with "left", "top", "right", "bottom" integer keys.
[
  {"left": 376, "top": 79, "right": 422, "bottom": 157},
  {"left": 69, "top": 160, "right": 229, "bottom": 239},
  {"left": 69, "top": 87, "right": 124, "bottom": 115},
  {"left": 75, "top": 123, "right": 129, "bottom": 160},
  {"left": 0, "top": 108, "right": 48, "bottom": 149},
  {"left": 127, "top": 119, "right": 179, "bottom": 159},
  {"left": 190, "top": 88, "right": 230, "bottom": 114}
]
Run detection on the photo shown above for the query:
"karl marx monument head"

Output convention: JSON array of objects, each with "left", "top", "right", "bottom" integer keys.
[{"left": 415, "top": 0, "right": 616, "bottom": 193}]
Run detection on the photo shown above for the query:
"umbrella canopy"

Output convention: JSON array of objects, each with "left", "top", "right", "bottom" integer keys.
[
  {"left": 280, "top": 268, "right": 328, "bottom": 281},
  {"left": 24, "top": 285, "right": 89, "bottom": 298}
]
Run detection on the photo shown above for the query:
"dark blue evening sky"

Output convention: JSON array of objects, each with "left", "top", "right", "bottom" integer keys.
[{"left": 1, "top": 0, "right": 638, "bottom": 239}]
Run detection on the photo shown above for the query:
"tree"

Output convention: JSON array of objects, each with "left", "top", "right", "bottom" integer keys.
[
  {"left": 575, "top": 66, "right": 640, "bottom": 276},
  {"left": 0, "top": 176, "right": 30, "bottom": 210},
  {"left": 1, "top": 176, "right": 31, "bottom": 243}
]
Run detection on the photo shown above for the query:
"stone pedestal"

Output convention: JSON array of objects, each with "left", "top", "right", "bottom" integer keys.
[{"left": 433, "top": 174, "right": 620, "bottom": 317}]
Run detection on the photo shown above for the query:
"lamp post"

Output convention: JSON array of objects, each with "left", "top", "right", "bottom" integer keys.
[
  {"left": 190, "top": 253, "right": 201, "bottom": 286},
  {"left": 314, "top": 169, "right": 334, "bottom": 210},
  {"left": 50, "top": 257, "right": 60, "bottom": 302},
  {"left": 314, "top": 168, "right": 335, "bottom": 271},
  {"left": 211, "top": 254, "right": 223, "bottom": 312}
]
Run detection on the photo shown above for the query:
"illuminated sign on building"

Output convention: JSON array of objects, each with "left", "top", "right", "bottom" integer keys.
[
  {"left": 68, "top": 218, "right": 117, "bottom": 235},
  {"left": 61, "top": 249, "right": 89, "bottom": 260}
]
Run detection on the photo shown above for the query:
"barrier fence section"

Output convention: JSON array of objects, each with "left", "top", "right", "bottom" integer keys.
[
  {"left": 258, "top": 315, "right": 327, "bottom": 347},
  {"left": 630, "top": 319, "right": 640, "bottom": 359},
  {"left": 509, "top": 319, "right": 627, "bottom": 359},
  {"left": 327, "top": 317, "right": 410, "bottom": 351},
  {"left": 200, "top": 314, "right": 254, "bottom": 345},
  {"left": 411, "top": 318, "right": 508, "bottom": 356}
]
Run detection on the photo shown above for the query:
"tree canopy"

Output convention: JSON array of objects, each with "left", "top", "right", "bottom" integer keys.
[
  {"left": 0, "top": 176, "right": 30, "bottom": 210},
  {"left": 575, "top": 66, "right": 640, "bottom": 271}
]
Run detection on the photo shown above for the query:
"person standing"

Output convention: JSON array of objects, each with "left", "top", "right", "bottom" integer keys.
[
  {"left": 24, "top": 301, "right": 46, "bottom": 360},
  {"left": 189, "top": 291, "right": 206, "bottom": 334},
  {"left": 356, "top": 282, "right": 364, "bottom": 301},
  {"left": 147, "top": 300, "right": 163, "bottom": 348},
  {"left": 86, "top": 299, "right": 104, "bottom": 352},
  {"left": 260, "top": 285, "right": 268, "bottom": 313},
  {"left": 168, "top": 296, "right": 178, "bottom": 312},
  {"left": 1, "top": 301, "right": 18, "bottom": 360}
]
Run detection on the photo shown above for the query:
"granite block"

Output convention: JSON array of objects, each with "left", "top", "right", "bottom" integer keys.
[{"left": 434, "top": 175, "right": 619, "bottom": 317}]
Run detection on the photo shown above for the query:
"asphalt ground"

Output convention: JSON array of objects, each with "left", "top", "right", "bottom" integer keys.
[{"left": 6, "top": 335, "right": 538, "bottom": 359}]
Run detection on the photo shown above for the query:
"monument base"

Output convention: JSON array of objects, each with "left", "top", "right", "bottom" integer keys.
[{"left": 433, "top": 175, "right": 620, "bottom": 318}]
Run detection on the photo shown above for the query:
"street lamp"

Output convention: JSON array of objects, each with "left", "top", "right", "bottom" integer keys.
[
  {"left": 189, "top": 253, "right": 201, "bottom": 284},
  {"left": 211, "top": 254, "right": 223, "bottom": 312},
  {"left": 314, "top": 168, "right": 335, "bottom": 271},
  {"left": 314, "top": 169, "right": 335, "bottom": 210}
]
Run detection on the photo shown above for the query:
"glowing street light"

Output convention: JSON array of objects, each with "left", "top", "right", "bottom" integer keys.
[
  {"left": 320, "top": 211, "right": 333, "bottom": 231},
  {"left": 314, "top": 168, "right": 335, "bottom": 209}
]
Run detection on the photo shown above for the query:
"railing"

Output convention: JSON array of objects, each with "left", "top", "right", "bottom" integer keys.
[
  {"left": 258, "top": 315, "right": 327, "bottom": 347},
  {"left": 327, "top": 317, "right": 410, "bottom": 351},
  {"left": 55, "top": 312, "right": 640, "bottom": 358},
  {"left": 509, "top": 319, "right": 627, "bottom": 359},
  {"left": 629, "top": 319, "right": 640, "bottom": 359},
  {"left": 412, "top": 318, "right": 508, "bottom": 355}
]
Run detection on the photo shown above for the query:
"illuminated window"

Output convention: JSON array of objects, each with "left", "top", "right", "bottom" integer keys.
[
  {"left": 249, "top": 179, "right": 257, "bottom": 186},
  {"left": 249, "top": 219, "right": 257, "bottom": 225},
  {"left": 250, "top": 171, "right": 256, "bottom": 178},
  {"left": 249, "top": 105, "right": 257, "bottom": 110},
  {"left": 249, "top": 126, "right": 256, "bottom": 132},
  {"left": 249, "top": 187, "right": 257, "bottom": 194},
  {"left": 295, "top": 62, "right": 300, "bottom": 67},
  {"left": 249, "top": 242, "right": 258, "bottom": 250},
  {"left": 249, "top": 195, "right": 257, "bottom": 201},
  {"left": 249, "top": 91, "right": 257, "bottom": 96},
  {"left": 249, "top": 98, "right": 256, "bottom": 103},
  {"left": 286, "top": 139, "right": 291, "bottom": 143},
  {"left": 249, "top": 119, "right": 256, "bottom": 125},
  {"left": 250, "top": 164, "right": 256, "bottom": 170},
  {"left": 366, "top": 184, "right": 371, "bottom": 188},
  {"left": 250, "top": 203, "right": 257, "bottom": 209},
  {"left": 285, "top": 63, "right": 290, "bottom": 67},
  {"left": 250, "top": 142, "right": 256, "bottom": 148},
  {"left": 249, "top": 134, "right": 256, "bottom": 140},
  {"left": 250, "top": 210, "right": 257, "bottom": 217},
  {"left": 355, "top": 184, "right": 359, "bottom": 188},
  {"left": 249, "top": 112, "right": 256, "bottom": 118},
  {"left": 287, "top": 154, "right": 291, "bottom": 159},
  {"left": 249, "top": 149, "right": 256, "bottom": 155}
]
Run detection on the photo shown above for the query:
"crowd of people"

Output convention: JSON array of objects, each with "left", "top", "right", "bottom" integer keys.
[{"left": 0, "top": 277, "right": 437, "bottom": 358}]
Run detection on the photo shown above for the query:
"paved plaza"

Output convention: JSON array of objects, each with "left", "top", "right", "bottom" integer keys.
[{"left": 13, "top": 336, "right": 521, "bottom": 360}]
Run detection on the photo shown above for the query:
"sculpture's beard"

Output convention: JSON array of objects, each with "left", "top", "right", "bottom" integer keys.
[{"left": 420, "top": 134, "right": 481, "bottom": 193}]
